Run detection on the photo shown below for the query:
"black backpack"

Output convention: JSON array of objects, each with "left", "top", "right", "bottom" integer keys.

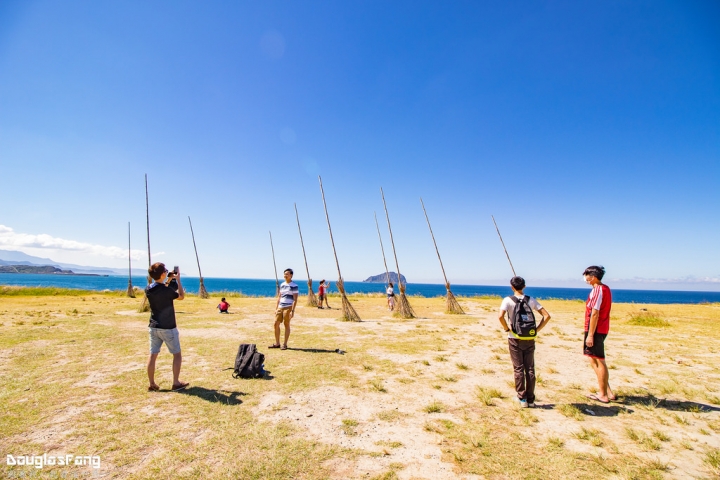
[
  {"left": 233, "top": 344, "right": 265, "bottom": 379},
  {"left": 508, "top": 296, "right": 537, "bottom": 339}
]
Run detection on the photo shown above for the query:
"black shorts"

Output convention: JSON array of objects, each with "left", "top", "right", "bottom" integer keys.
[{"left": 583, "top": 331, "right": 607, "bottom": 359}]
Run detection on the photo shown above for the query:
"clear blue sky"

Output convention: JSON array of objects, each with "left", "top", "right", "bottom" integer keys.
[{"left": 1, "top": 1, "right": 718, "bottom": 290}]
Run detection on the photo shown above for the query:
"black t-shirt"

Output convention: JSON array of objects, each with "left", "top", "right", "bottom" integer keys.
[{"left": 146, "top": 282, "right": 179, "bottom": 329}]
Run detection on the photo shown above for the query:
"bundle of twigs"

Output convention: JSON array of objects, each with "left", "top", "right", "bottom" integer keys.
[
  {"left": 420, "top": 198, "right": 464, "bottom": 314},
  {"left": 380, "top": 187, "right": 415, "bottom": 319},
  {"left": 188, "top": 216, "right": 209, "bottom": 299},
  {"left": 126, "top": 222, "right": 135, "bottom": 298},
  {"left": 295, "top": 203, "right": 318, "bottom": 307},
  {"left": 139, "top": 175, "right": 151, "bottom": 313},
  {"left": 318, "top": 176, "right": 361, "bottom": 322}
]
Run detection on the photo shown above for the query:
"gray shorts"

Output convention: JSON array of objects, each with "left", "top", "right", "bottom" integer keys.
[{"left": 149, "top": 327, "right": 181, "bottom": 354}]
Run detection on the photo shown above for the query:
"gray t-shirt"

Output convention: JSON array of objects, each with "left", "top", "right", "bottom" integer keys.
[
  {"left": 279, "top": 281, "right": 299, "bottom": 308},
  {"left": 500, "top": 294, "right": 542, "bottom": 339}
]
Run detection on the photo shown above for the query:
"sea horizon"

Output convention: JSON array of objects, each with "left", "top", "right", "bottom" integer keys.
[{"left": 1, "top": 273, "right": 719, "bottom": 305}]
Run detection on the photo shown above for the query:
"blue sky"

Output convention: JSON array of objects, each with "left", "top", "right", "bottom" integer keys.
[{"left": 0, "top": 1, "right": 718, "bottom": 290}]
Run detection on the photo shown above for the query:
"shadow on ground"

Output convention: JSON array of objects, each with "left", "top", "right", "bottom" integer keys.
[
  {"left": 176, "top": 386, "right": 247, "bottom": 404},
  {"left": 617, "top": 395, "right": 720, "bottom": 413}
]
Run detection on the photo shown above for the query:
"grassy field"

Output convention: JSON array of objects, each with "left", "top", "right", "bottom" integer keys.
[{"left": 1, "top": 289, "right": 719, "bottom": 479}]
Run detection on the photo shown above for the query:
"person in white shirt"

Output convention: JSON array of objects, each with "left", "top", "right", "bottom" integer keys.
[
  {"left": 386, "top": 282, "right": 395, "bottom": 311},
  {"left": 269, "top": 268, "right": 299, "bottom": 350},
  {"left": 498, "top": 276, "right": 551, "bottom": 408}
]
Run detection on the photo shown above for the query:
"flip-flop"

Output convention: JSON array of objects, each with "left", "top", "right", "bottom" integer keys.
[
  {"left": 148, "top": 385, "right": 160, "bottom": 392},
  {"left": 171, "top": 382, "right": 189, "bottom": 391},
  {"left": 587, "top": 394, "right": 610, "bottom": 404},
  {"left": 268, "top": 344, "right": 281, "bottom": 349},
  {"left": 281, "top": 345, "right": 287, "bottom": 350}
]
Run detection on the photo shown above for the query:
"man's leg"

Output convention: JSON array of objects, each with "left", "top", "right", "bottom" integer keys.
[
  {"left": 508, "top": 339, "right": 526, "bottom": 400},
  {"left": 587, "top": 357, "right": 610, "bottom": 401},
  {"left": 172, "top": 352, "right": 182, "bottom": 386},
  {"left": 147, "top": 353, "right": 159, "bottom": 389},
  {"left": 273, "top": 309, "right": 283, "bottom": 346},
  {"left": 283, "top": 308, "right": 291, "bottom": 347},
  {"left": 522, "top": 341, "right": 536, "bottom": 404}
]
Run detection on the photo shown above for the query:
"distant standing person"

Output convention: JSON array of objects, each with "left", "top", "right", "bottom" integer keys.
[
  {"left": 145, "top": 263, "right": 189, "bottom": 392},
  {"left": 498, "top": 276, "right": 551, "bottom": 408},
  {"left": 269, "top": 268, "right": 298, "bottom": 350},
  {"left": 386, "top": 282, "right": 395, "bottom": 311},
  {"left": 217, "top": 297, "right": 230, "bottom": 314},
  {"left": 317, "top": 280, "right": 331, "bottom": 309},
  {"left": 583, "top": 266, "right": 615, "bottom": 403}
]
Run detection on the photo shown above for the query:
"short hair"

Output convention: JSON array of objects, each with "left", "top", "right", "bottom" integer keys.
[
  {"left": 510, "top": 276, "right": 526, "bottom": 291},
  {"left": 388, "top": 282, "right": 394, "bottom": 287},
  {"left": 221, "top": 297, "right": 226, "bottom": 302},
  {"left": 148, "top": 262, "right": 166, "bottom": 281},
  {"left": 583, "top": 265, "right": 605, "bottom": 280},
  {"left": 284, "top": 268, "right": 293, "bottom": 275},
  {"left": 320, "top": 279, "right": 325, "bottom": 284}
]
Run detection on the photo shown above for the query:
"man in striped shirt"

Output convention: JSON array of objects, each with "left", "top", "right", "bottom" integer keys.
[
  {"left": 270, "top": 268, "right": 299, "bottom": 350},
  {"left": 583, "top": 265, "right": 615, "bottom": 403}
]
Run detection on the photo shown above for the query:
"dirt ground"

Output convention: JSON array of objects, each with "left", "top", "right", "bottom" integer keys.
[{"left": 1, "top": 292, "right": 719, "bottom": 479}]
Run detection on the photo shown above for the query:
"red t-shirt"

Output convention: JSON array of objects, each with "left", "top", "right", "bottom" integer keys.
[
  {"left": 585, "top": 284, "right": 612, "bottom": 334},
  {"left": 318, "top": 285, "right": 326, "bottom": 295}
]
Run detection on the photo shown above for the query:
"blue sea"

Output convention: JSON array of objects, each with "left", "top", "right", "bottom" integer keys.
[{"left": 1, "top": 273, "right": 718, "bottom": 304}]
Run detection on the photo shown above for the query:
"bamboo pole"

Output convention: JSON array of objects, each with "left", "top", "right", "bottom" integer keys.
[
  {"left": 188, "top": 216, "right": 209, "bottom": 299},
  {"left": 294, "top": 203, "right": 318, "bottom": 307},
  {"left": 420, "top": 198, "right": 464, "bottom": 314},
  {"left": 139, "top": 174, "right": 151, "bottom": 312},
  {"left": 126, "top": 222, "right": 135, "bottom": 298},
  {"left": 318, "top": 176, "right": 361, "bottom": 321},
  {"left": 491, "top": 215, "right": 516, "bottom": 277},
  {"left": 380, "top": 187, "right": 415, "bottom": 319},
  {"left": 373, "top": 211, "right": 391, "bottom": 286},
  {"left": 269, "top": 231, "right": 280, "bottom": 297}
]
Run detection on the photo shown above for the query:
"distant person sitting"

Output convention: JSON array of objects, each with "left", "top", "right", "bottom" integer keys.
[
  {"left": 217, "top": 297, "right": 230, "bottom": 314},
  {"left": 387, "top": 282, "right": 395, "bottom": 311},
  {"left": 317, "top": 279, "right": 331, "bottom": 309},
  {"left": 145, "top": 263, "right": 189, "bottom": 392}
]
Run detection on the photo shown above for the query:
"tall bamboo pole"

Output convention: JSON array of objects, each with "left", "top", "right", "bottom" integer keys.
[
  {"left": 373, "top": 211, "right": 391, "bottom": 286},
  {"left": 188, "top": 216, "right": 209, "bottom": 299},
  {"left": 420, "top": 198, "right": 464, "bottom": 314},
  {"left": 126, "top": 222, "right": 135, "bottom": 298},
  {"left": 269, "top": 231, "right": 280, "bottom": 297},
  {"left": 318, "top": 176, "right": 360, "bottom": 321},
  {"left": 139, "top": 174, "right": 151, "bottom": 312},
  {"left": 491, "top": 215, "right": 516, "bottom": 277},
  {"left": 380, "top": 187, "right": 415, "bottom": 319},
  {"left": 294, "top": 203, "right": 318, "bottom": 307}
]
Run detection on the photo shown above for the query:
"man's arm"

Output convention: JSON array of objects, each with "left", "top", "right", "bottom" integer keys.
[
  {"left": 536, "top": 308, "right": 551, "bottom": 332},
  {"left": 290, "top": 292, "right": 299, "bottom": 318},
  {"left": 175, "top": 274, "right": 185, "bottom": 301},
  {"left": 586, "top": 309, "right": 599, "bottom": 346},
  {"left": 498, "top": 311, "right": 510, "bottom": 332}
]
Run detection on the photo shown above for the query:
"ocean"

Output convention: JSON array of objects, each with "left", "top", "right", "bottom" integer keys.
[{"left": 1, "top": 273, "right": 718, "bottom": 304}]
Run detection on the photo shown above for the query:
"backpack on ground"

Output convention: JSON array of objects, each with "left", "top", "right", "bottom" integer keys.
[
  {"left": 508, "top": 296, "right": 537, "bottom": 339},
  {"left": 233, "top": 344, "right": 265, "bottom": 379}
]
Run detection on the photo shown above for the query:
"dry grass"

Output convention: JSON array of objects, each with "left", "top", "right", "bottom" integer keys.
[{"left": 1, "top": 291, "right": 719, "bottom": 478}]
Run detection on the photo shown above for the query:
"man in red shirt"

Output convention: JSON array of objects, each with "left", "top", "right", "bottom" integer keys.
[{"left": 583, "top": 265, "right": 615, "bottom": 403}]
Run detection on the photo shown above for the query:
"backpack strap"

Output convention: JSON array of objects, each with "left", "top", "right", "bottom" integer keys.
[{"left": 508, "top": 296, "right": 519, "bottom": 304}]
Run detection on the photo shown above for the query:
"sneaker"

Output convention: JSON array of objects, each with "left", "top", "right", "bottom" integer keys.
[
  {"left": 519, "top": 399, "right": 528, "bottom": 408},
  {"left": 528, "top": 402, "right": 535, "bottom": 408}
]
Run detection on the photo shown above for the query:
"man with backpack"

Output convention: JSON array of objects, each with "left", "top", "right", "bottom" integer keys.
[{"left": 498, "top": 276, "right": 551, "bottom": 408}]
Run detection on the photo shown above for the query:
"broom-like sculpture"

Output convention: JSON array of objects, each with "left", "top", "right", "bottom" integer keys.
[
  {"left": 373, "top": 211, "right": 396, "bottom": 310},
  {"left": 380, "top": 187, "right": 415, "bottom": 319},
  {"left": 318, "top": 176, "right": 361, "bottom": 322},
  {"left": 188, "top": 216, "right": 209, "bottom": 299},
  {"left": 269, "top": 231, "right": 280, "bottom": 297},
  {"left": 294, "top": 203, "right": 318, "bottom": 307},
  {"left": 420, "top": 198, "right": 464, "bottom": 314},
  {"left": 126, "top": 222, "right": 135, "bottom": 298},
  {"left": 492, "top": 215, "right": 517, "bottom": 276},
  {"left": 139, "top": 174, "right": 151, "bottom": 312}
]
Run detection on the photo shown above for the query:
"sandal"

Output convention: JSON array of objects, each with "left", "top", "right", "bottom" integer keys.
[
  {"left": 148, "top": 385, "right": 160, "bottom": 392},
  {"left": 281, "top": 344, "right": 287, "bottom": 350},
  {"left": 268, "top": 344, "right": 281, "bottom": 349}
]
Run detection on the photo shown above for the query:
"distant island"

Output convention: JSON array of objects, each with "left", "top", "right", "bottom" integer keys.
[
  {"left": 0, "top": 265, "right": 106, "bottom": 276},
  {"left": 362, "top": 272, "right": 407, "bottom": 285}
]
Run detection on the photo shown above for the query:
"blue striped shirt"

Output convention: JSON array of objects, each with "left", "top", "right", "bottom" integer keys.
[{"left": 279, "top": 281, "right": 299, "bottom": 308}]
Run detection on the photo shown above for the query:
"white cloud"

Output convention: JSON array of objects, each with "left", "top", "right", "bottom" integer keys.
[{"left": 0, "top": 224, "right": 145, "bottom": 260}]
